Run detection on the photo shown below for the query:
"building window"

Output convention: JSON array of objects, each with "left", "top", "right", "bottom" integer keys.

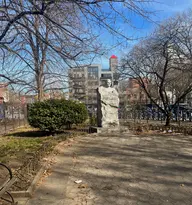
[
  {"left": 101, "top": 73, "right": 111, "bottom": 78},
  {"left": 88, "top": 66, "right": 98, "bottom": 79}
]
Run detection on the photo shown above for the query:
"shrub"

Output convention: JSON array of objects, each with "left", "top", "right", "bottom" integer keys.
[{"left": 28, "top": 99, "right": 88, "bottom": 132}]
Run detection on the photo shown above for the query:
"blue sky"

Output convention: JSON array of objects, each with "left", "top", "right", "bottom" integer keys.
[{"left": 97, "top": 0, "right": 192, "bottom": 69}]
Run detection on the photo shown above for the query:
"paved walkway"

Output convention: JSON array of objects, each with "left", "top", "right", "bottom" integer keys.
[{"left": 25, "top": 132, "right": 192, "bottom": 205}]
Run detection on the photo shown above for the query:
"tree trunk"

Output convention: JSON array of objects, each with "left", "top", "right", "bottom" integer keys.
[
  {"left": 37, "top": 85, "right": 43, "bottom": 101},
  {"left": 36, "top": 69, "right": 44, "bottom": 101},
  {"left": 165, "top": 112, "right": 171, "bottom": 126}
]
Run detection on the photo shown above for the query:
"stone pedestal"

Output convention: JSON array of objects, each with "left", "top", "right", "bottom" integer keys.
[
  {"left": 97, "top": 86, "right": 119, "bottom": 128},
  {"left": 89, "top": 126, "right": 130, "bottom": 134}
]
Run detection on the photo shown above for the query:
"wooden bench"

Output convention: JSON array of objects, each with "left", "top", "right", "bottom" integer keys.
[{"left": 0, "top": 163, "right": 17, "bottom": 204}]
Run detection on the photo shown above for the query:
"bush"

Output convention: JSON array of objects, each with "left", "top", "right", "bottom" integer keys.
[{"left": 28, "top": 99, "right": 88, "bottom": 133}]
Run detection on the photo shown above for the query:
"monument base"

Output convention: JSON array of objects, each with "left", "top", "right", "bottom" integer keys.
[{"left": 89, "top": 126, "right": 130, "bottom": 134}]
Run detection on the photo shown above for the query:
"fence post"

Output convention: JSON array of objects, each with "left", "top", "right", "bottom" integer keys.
[
  {"left": 11, "top": 104, "right": 15, "bottom": 131},
  {"left": 3, "top": 102, "right": 7, "bottom": 134},
  {"left": 24, "top": 104, "right": 27, "bottom": 126},
  {"left": 18, "top": 105, "right": 21, "bottom": 127}
]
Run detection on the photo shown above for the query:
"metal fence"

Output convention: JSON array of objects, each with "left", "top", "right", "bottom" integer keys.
[
  {"left": 118, "top": 103, "right": 192, "bottom": 124},
  {"left": 0, "top": 102, "right": 28, "bottom": 135}
]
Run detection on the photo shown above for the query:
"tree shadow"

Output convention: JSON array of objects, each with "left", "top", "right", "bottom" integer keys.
[
  {"left": 6, "top": 129, "right": 84, "bottom": 138},
  {"left": 6, "top": 130, "right": 50, "bottom": 138},
  {"left": 62, "top": 132, "right": 192, "bottom": 204}
]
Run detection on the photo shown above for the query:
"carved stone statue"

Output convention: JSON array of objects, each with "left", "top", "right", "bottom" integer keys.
[
  {"left": 106, "top": 79, "right": 112, "bottom": 88},
  {"left": 97, "top": 79, "right": 119, "bottom": 128}
]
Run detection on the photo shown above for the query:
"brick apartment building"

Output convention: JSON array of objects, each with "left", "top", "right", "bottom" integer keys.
[
  {"left": 126, "top": 78, "right": 149, "bottom": 104},
  {"left": 0, "top": 83, "right": 9, "bottom": 103}
]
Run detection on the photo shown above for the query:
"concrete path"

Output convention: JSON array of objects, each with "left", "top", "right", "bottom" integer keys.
[
  {"left": 24, "top": 139, "right": 76, "bottom": 205},
  {"left": 24, "top": 132, "right": 192, "bottom": 205}
]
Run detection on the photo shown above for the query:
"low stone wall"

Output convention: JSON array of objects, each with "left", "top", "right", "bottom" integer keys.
[{"left": 122, "top": 121, "right": 192, "bottom": 135}]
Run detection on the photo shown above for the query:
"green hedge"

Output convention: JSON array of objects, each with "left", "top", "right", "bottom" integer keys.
[{"left": 28, "top": 99, "right": 88, "bottom": 132}]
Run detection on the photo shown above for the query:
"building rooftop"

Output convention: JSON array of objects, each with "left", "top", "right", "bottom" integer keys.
[
  {"left": 110, "top": 55, "right": 117, "bottom": 59},
  {"left": 101, "top": 69, "right": 110, "bottom": 72}
]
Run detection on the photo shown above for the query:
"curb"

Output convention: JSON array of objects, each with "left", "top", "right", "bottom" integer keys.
[
  {"left": 11, "top": 164, "right": 46, "bottom": 198},
  {"left": 10, "top": 136, "right": 76, "bottom": 200}
]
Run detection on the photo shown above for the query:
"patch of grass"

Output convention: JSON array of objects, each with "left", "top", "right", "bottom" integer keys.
[
  {"left": 0, "top": 127, "right": 72, "bottom": 166},
  {"left": 0, "top": 125, "right": 87, "bottom": 168}
]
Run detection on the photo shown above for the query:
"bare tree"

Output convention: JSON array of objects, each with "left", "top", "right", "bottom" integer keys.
[
  {"left": 120, "top": 11, "right": 192, "bottom": 126},
  {"left": 1, "top": 1, "right": 100, "bottom": 100},
  {"left": 0, "top": 0, "right": 156, "bottom": 99},
  {"left": 0, "top": 0, "right": 155, "bottom": 44}
]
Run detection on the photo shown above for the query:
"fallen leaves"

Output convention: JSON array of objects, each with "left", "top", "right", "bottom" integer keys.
[
  {"left": 78, "top": 183, "right": 88, "bottom": 189},
  {"left": 36, "top": 156, "right": 56, "bottom": 187}
]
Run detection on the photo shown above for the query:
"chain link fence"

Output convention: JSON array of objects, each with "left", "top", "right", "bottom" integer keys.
[{"left": 0, "top": 102, "right": 28, "bottom": 135}]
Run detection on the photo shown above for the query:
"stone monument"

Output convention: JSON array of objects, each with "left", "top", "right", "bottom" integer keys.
[{"left": 97, "top": 79, "right": 119, "bottom": 129}]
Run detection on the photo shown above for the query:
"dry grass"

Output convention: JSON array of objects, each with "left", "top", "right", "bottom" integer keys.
[{"left": 0, "top": 126, "right": 77, "bottom": 168}]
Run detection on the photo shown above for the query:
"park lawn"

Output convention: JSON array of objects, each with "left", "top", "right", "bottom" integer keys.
[{"left": 0, "top": 126, "right": 68, "bottom": 167}]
